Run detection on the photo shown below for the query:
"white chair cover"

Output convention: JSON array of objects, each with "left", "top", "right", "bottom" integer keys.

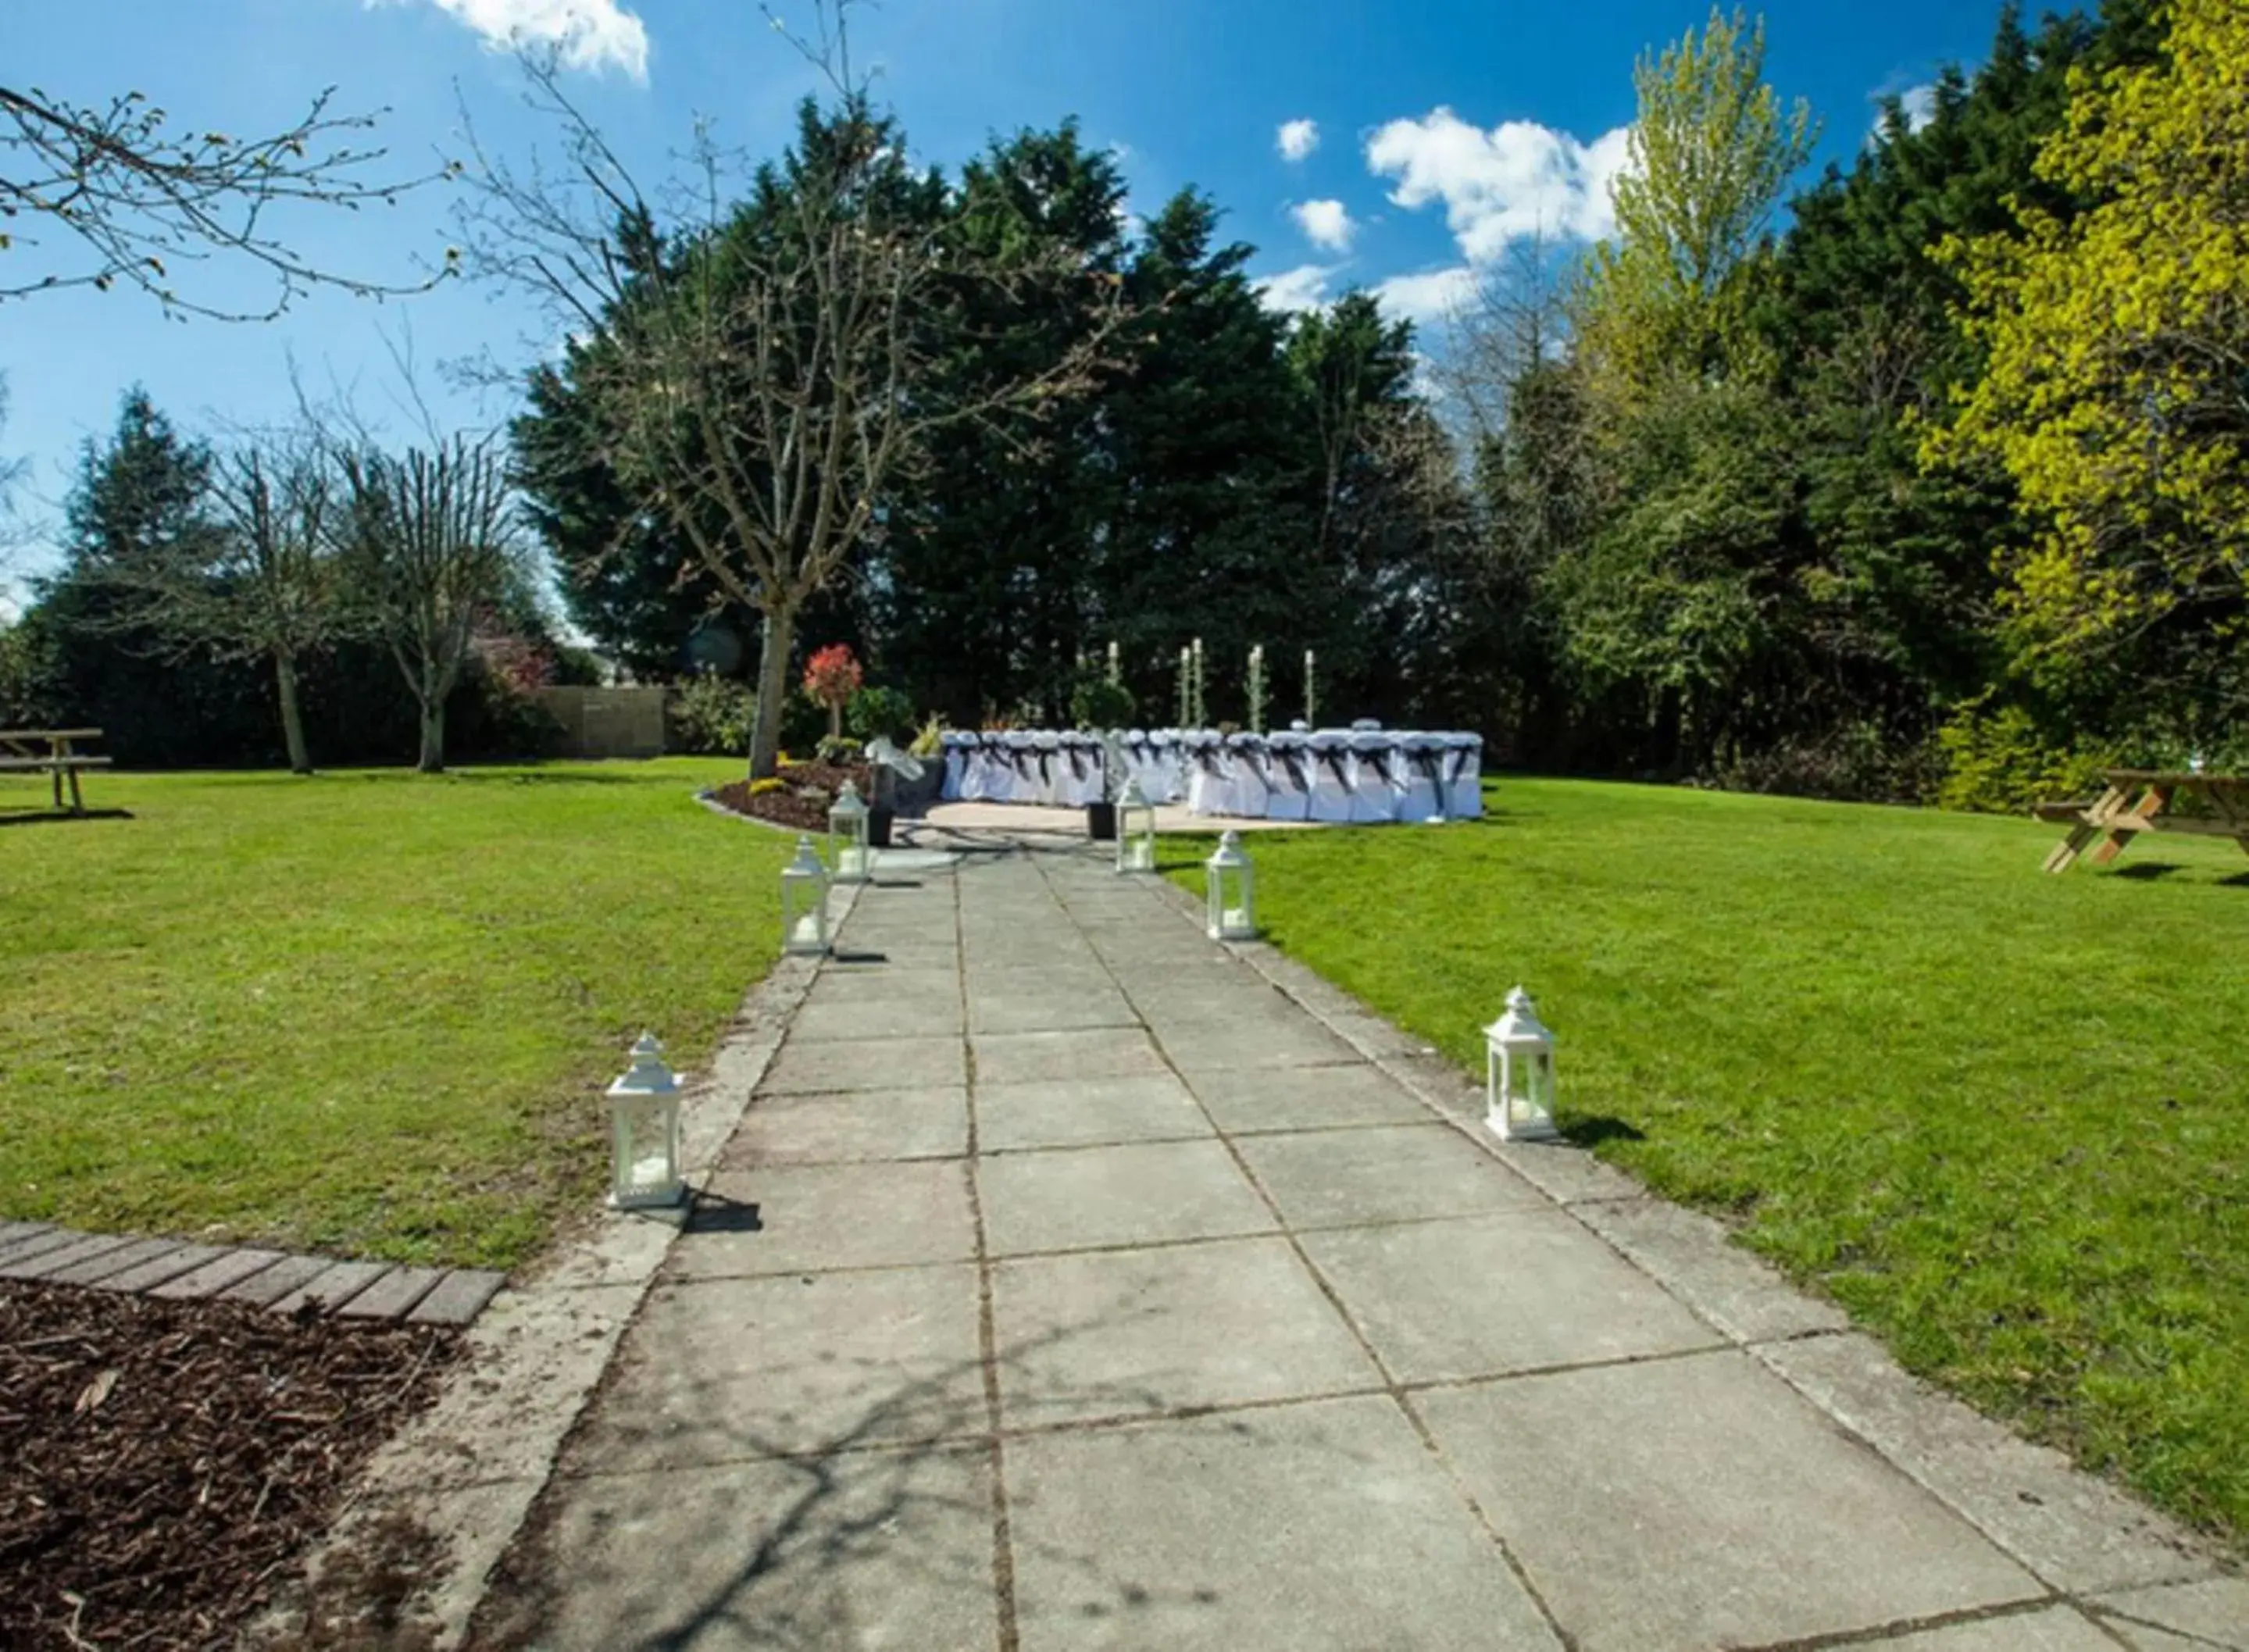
[
  {"left": 1183, "top": 732, "right": 1229, "bottom": 815},
  {"left": 940, "top": 731, "right": 969, "bottom": 802},
  {"left": 1395, "top": 733, "right": 1444, "bottom": 822},
  {"left": 1029, "top": 731, "right": 1062, "bottom": 806},
  {"left": 977, "top": 733, "right": 1012, "bottom": 804},
  {"left": 1148, "top": 730, "right": 1184, "bottom": 803},
  {"left": 1441, "top": 734, "right": 1484, "bottom": 819},
  {"left": 960, "top": 733, "right": 994, "bottom": 802},
  {"left": 1263, "top": 732, "right": 1312, "bottom": 822},
  {"left": 1225, "top": 733, "right": 1270, "bottom": 819},
  {"left": 1348, "top": 732, "right": 1398, "bottom": 823},
  {"left": 1307, "top": 733, "right": 1354, "bottom": 823},
  {"left": 1057, "top": 734, "right": 1098, "bottom": 807}
]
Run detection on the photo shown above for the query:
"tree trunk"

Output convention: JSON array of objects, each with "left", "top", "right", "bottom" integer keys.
[
  {"left": 273, "top": 651, "right": 312, "bottom": 776},
  {"left": 748, "top": 603, "right": 797, "bottom": 780},
  {"left": 417, "top": 700, "right": 447, "bottom": 774}
]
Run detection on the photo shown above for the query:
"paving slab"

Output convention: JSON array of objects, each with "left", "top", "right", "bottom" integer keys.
[
  {"left": 338, "top": 1265, "right": 448, "bottom": 1320},
  {"left": 1859, "top": 1604, "right": 2133, "bottom": 1649},
  {"left": 566, "top": 1266, "right": 986, "bottom": 1470},
  {"left": 2, "top": 1230, "right": 135, "bottom": 1280},
  {"left": 41, "top": 1235, "right": 186, "bottom": 1286},
  {"left": 976, "top": 1138, "right": 1276, "bottom": 1257},
  {"left": 91, "top": 1241, "right": 227, "bottom": 1293},
  {"left": 991, "top": 1236, "right": 1380, "bottom": 1429},
  {"left": 2092, "top": 1578, "right": 2249, "bottom": 1650},
  {"left": 1232, "top": 1122, "right": 1544, "bottom": 1229},
  {"left": 1186, "top": 1062, "right": 1432, "bottom": 1133},
  {"left": 670, "top": 1161, "right": 976, "bottom": 1279},
  {"left": 757, "top": 1033, "right": 966, "bottom": 1096},
  {"left": 0, "top": 1220, "right": 55, "bottom": 1257},
  {"left": 1153, "top": 1019, "right": 1365, "bottom": 1073},
  {"left": 1756, "top": 1332, "right": 2219, "bottom": 1595},
  {"left": 220, "top": 1252, "right": 333, "bottom": 1307},
  {"left": 1415, "top": 1351, "right": 2043, "bottom": 1651},
  {"left": 974, "top": 1073, "right": 1212, "bottom": 1152},
  {"left": 786, "top": 991, "right": 966, "bottom": 1042},
  {"left": 970, "top": 1027, "right": 1167, "bottom": 1086},
  {"left": 722, "top": 1084, "right": 971, "bottom": 1167},
  {"left": 269, "top": 1259, "right": 394, "bottom": 1315},
  {"left": 1006, "top": 1397, "right": 1562, "bottom": 1651},
  {"left": 1301, "top": 1209, "right": 1719, "bottom": 1384},
  {"left": 408, "top": 1269, "right": 509, "bottom": 1327},
  {"left": 149, "top": 1247, "right": 287, "bottom": 1300},
  {"left": 1574, "top": 1195, "right": 1851, "bottom": 1344},
  {"left": 821, "top": 940, "right": 960, "bottom": 972},
  {"left": 478, "top": 1449, "right": 1005, "bottom": 1650},
  {"left": 967, "top": 985, "right": 1140, "bottom": 1035},
  {"left": 801, "top": 965, "right": 959, "bottom": 1008}
]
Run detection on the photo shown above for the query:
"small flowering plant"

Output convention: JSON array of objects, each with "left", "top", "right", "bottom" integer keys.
[{"left": 803, "top": 644, "right": 864, "bottom": 739}]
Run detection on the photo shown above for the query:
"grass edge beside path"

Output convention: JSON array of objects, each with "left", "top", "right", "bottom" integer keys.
[
  {"left": 0, "top": 760, "right": 790, "bottom": 1272},
  {"left": 1168, "top": 776, "right": 2249, "bottom": 1547}
]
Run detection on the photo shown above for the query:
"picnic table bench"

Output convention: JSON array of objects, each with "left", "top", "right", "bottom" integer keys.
[
  {"left": 2036, "top": 768, "right": 2249, "bottom": 873},
  {"left": 0, "top": 728, "right": 111, "bottom": 815}
]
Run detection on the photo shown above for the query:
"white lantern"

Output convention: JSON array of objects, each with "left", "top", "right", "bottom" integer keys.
[
  {"left": 1116, "top": 779, "right": 1158, "bottom": 874},
  {"left": 781, "top": 834, "right": 831, "bottom": 956},
  {"left": 826, "top": 780, "right": 872, "bottom": 885},
  {"left": 1205, "top": 830, "right": 1257, "bottom": 940},
  {"left": 606, "top": 1033, "right": 685, "bottom": 1209},
  {"left": 1485, "top": 987, "right": 1560, "bottom": 1142}
]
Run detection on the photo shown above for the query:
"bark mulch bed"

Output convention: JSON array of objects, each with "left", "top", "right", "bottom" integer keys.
[
  {"left": 708, "top": 758, "right": 874, "bottom": 835},
  {"left": 2, "top": 1279, "right": 463, "bottom": 1652}
]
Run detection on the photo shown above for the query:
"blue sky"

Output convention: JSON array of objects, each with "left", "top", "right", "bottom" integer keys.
[{"left": 2, "top": 0, "right": 2009, "bottom": 599}]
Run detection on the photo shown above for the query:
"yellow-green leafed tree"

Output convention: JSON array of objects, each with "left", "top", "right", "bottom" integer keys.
[
  {"left": 1574, "top": 7, "right": 1816, "bottom": 401},
  {"left": 1933, "top": 0, "right": 2249, "bottom": 670}
]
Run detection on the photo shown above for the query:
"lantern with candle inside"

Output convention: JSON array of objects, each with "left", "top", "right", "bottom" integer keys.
[
  {"left": 1204, "top": 830, "right": 1257, "bottom": 940},
  {"left": 826, "top": 780, "right": 872, "bottom": 885},
  {"left": 606, "top": 1033, "right": 685, "bottom": 1209},
  {"left": 781, "top": 834, "right": 831, "bottom": 956},
  {"left": 1116, "top": 779, "right": 1158, "bottom": 874},
  {"left": 1484, "top": 987, "right": 1561, "bottom": 1141}
]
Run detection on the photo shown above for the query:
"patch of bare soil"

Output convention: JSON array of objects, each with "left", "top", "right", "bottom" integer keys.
[{"left": 0, "top": 1281, "right": 462, "bottom": 1652}]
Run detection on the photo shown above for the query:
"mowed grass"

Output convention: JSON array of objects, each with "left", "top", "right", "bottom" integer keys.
[
  {"left": 1171, "top": 778, "right": 2249, "bottom": 1542},
  {"left": 0, "top": 761, "right": 791, "bottom": 1270}
]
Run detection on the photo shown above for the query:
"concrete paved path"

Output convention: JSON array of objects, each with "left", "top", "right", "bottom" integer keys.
[{"left": 467, "top": 842, "right": 2238, "bottom": 1652}]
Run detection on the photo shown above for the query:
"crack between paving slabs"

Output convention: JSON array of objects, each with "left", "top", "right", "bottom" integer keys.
[{"left": 1026, "top": 843, "right": 1583, "bottom": 1652}]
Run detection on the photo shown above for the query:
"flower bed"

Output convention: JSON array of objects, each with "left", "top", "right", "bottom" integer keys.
[{"left": 707, "top": 758, "right": 874, "bottom": 834}]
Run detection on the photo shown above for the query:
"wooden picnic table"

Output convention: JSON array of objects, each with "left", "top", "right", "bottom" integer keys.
[
  {"left": 0, "top": 727, "right": 111, "bottom": 815},
  {"left": 2035, "top": 768, "right": 2249, "bottom": 873}
]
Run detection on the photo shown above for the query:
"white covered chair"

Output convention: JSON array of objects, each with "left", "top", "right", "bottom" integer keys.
[
  {"left": 1395, "top": 733, "right": 1444, "bottom": 822},
  {"left": 1057, "top": 733, "right": 1099, "bottom": 807},
  {"left": 1263, "top": 732, "right": 1312, "bottom": 822},
  {"left": 940, "top": 731, "right": 970, "bottom": 802},
  {"left": 1348, "top": 732, "right": 1399, "bottom": 823},
  {"left": 960, "top": 733, "right": 994, "bottom": 802},
  {"left": 1002, "top": 732, "right": 1037, "bottom": 805},
  {"left": 1030, "top": 731, "right": 1063, "bottom": 806},
  {"left": 1224, "top": 733, "right": 1270, "bottom": 819},
  {"left": 1147, "top": 730, "right": 1185, "bottom": 803},
  {"left": 1306, "top": 732, "right": 1355, "bottom": 823},
  {"left": 1441, "top": 734, "right": 1485, "bottom": 819},
  {"left": 984, "top": 733, "right": 1019, "bottom": 804},
  {"left": 1183, "top": 732, "right": 1229, "bottom": 815}
]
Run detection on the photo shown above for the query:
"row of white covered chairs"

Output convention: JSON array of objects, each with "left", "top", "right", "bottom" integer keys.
[{"left": 937, "top": 729, "right": 1483, "bottom": 822}]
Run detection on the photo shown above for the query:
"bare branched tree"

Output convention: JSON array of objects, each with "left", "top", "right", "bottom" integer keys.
[
  {"left": 98, "top": 424, "right": 352, "bottom": 772},
  {"left": 338, "top": 434, "right": 524, "bottom": 773},
  {"left": 458, "top": 3, "right": 1123, "bottom": 776},
  {"left": 1434, "top": 229, "right": 1580, "bottom": 446},
  {"left": 0, "top": 82, "right": 456, "bottom": 320}
]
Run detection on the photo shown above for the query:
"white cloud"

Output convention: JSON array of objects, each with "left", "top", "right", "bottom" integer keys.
[
  {"left": 1374, "top": 266, "right": 1479, "bottom": 326},
  {"left": 1254, "top": 263, "right": 1339, "bottom": 314},
  {"left": 1870, "top": 83, "right": 1938, "bottom": 141},
  {"left": 405, "top": 0, "right": 651, "bottom": 80},
  {"left": 1290, "top": 198, "right": 1355, "bottom": 254},
  {"left": 1365, "top": 108, "right": 1632, "bottom": 262},
  {"left": 1276, "top": 119, "right": 1320, "bottom": 163}
]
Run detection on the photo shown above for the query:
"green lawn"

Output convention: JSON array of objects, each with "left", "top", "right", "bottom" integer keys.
[
  {"left": 1173, "top": 779, "right": 2249, "bottom": 1543},
  {"left": 0, "top": 761, "right": 789, "bottom": 1270}
]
